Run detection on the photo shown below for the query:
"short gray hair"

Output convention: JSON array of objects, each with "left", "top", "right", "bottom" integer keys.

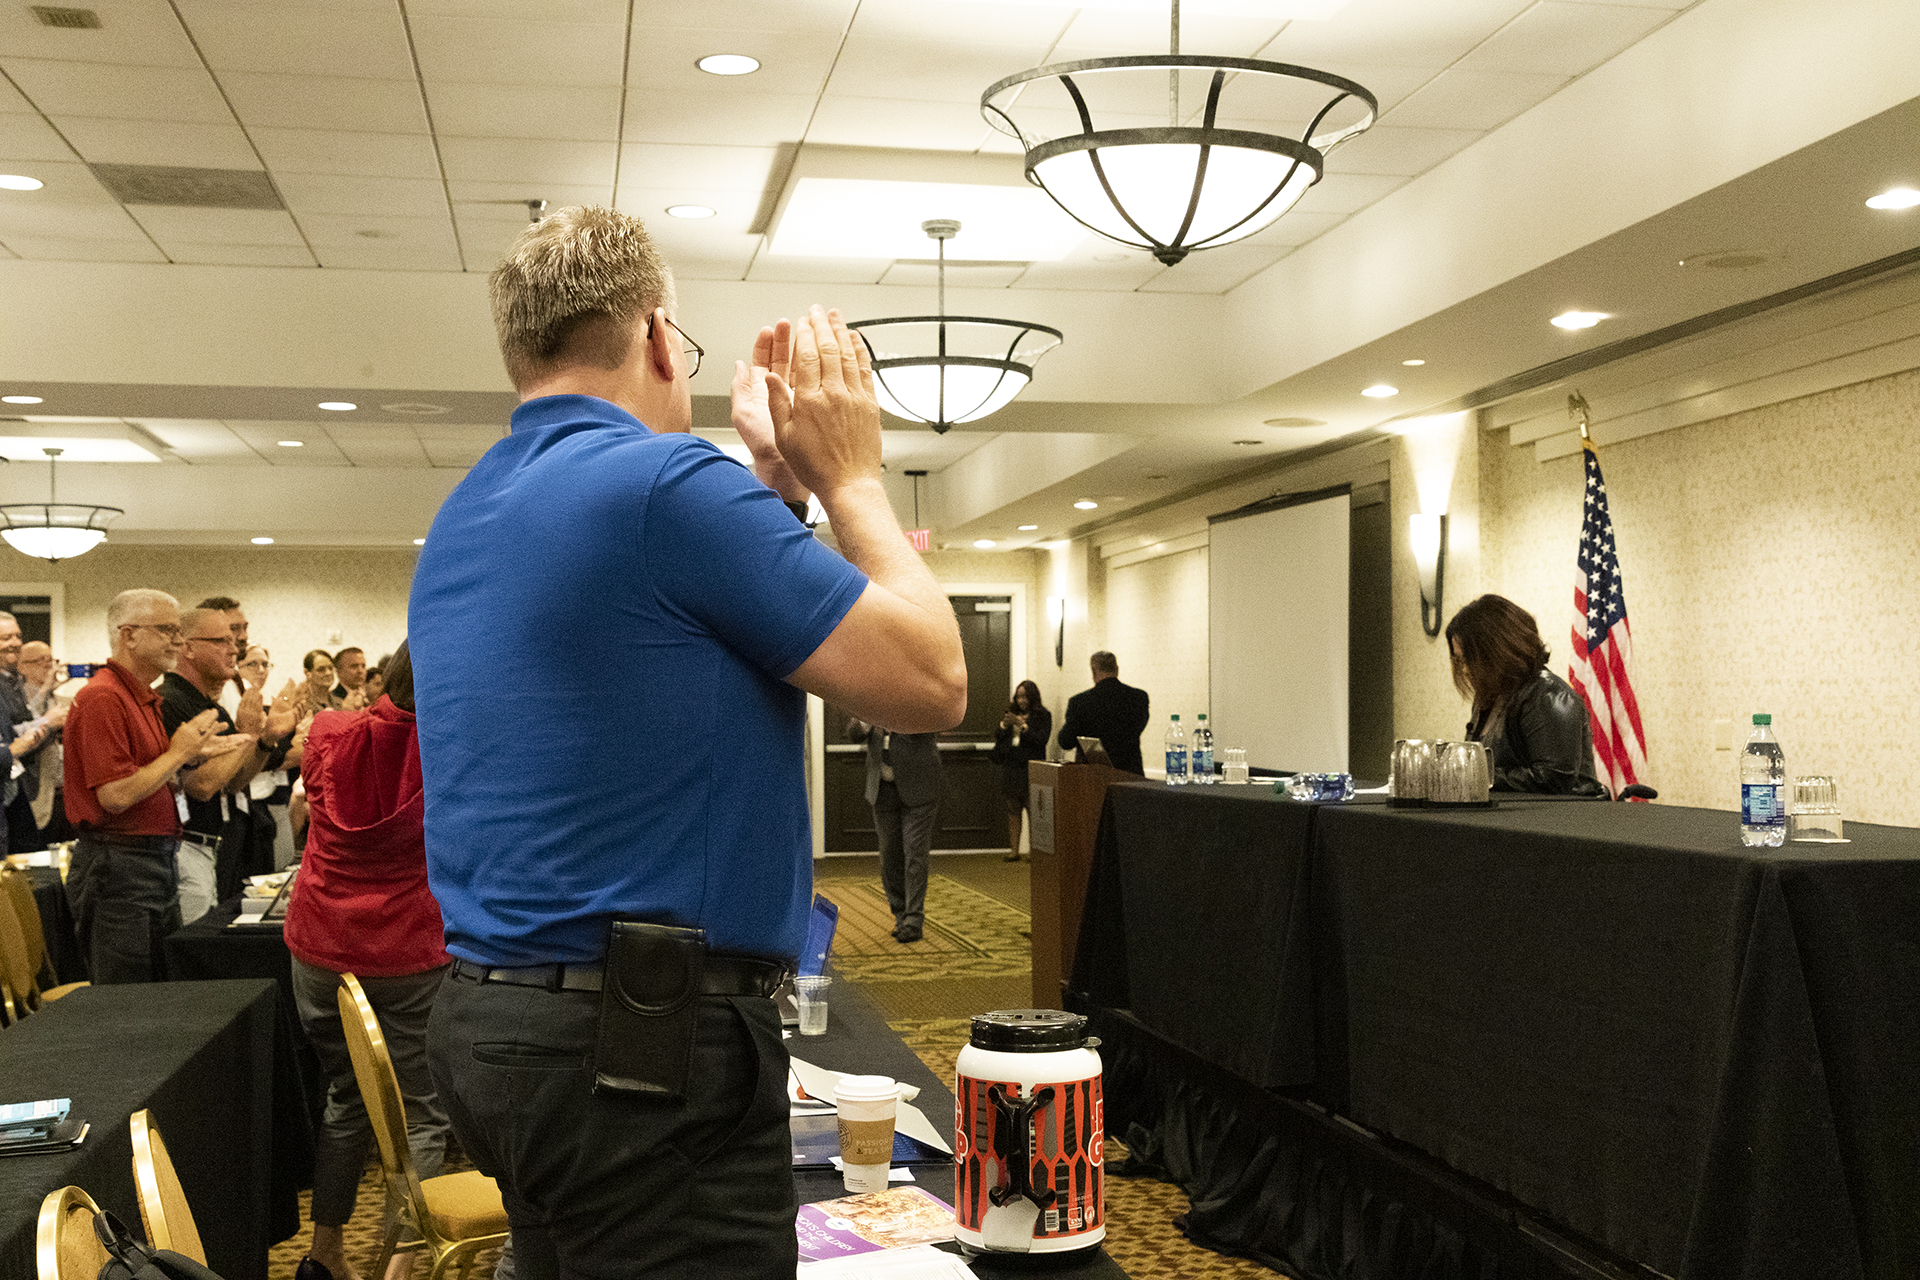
[
  {"left": 489, "top": 206, "right": 676, "bottom": 388},
  {"left": 1091, "top": 650, "right": 1118, "bottom": 676},
  {"left": 177, "top": 607, "right": 217, "bottom": 637},
  {"left": 106, "top": 588, "right": 178, "bottom": 649}
]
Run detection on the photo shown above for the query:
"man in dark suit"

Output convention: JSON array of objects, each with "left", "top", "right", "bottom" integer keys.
[
  {"left": 1057, "top": 651, "right": 1152, "bottom": 775},
  {"left": 849, "top": 717, "right": 942, "bottom": 943}
]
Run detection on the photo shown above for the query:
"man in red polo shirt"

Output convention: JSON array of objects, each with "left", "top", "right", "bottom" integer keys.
[{"left": 64, "top": 588, "right": 244, "bottom": 982}]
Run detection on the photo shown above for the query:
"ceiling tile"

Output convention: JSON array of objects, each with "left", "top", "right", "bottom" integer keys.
[
  {"left": 1384, "top": 67, "right": 1571, "bottom": 131},
  {"left": 412, "top": 422, "right": 505, "bottom": 443},
  {"left": 0, "top": 76, "right": 36, "bottom": 114},
  {"left": 1052, "top": 8, "right": 1288, "bottom": 58},
  {"left": 407, "top": 14, "right": 628, "bottom": 89},
  {"left": 167, "top": 241, "right": 316, "bottom": 266},
  {"left": 1291, "top": 170, "right": 1411, "bottom": 214},
  {"left": 53, "top": 117, "right": 260, "bottom": 168},
  {"left": 662, "top": 252, "right": 756, "bottom": 283},
  {"left": 313, "top": 241, "right": 462, "bottom": 273},
  {"left": 1457, "top": 2, "right": 1678, "bottom": 76},
  {"left": 297, "top": 210, "right": 456, "bottom": 248},
  {"left": 438, "top": 137, "right": 617, "bottom": 186},
  {"left": 1, "top": 59, "right": 234, "bottom": 124},
  {"left": 427, "top": 82, "right": 623, "bottom": 143},
  {"left": 273, "top": 172, "right": 448, "bottom": 218},
  {"left": 624, "top": 28, "right": 847, "bottom": 97},
  {"left": 621, "top": 89, "right": 815, "bottom": 148},
  {"left": 1268, "top": 61, "right": 1444, "bottom": 117},
  {"left": 0, "top": 3, "right": 203, "bottom": 68},
  {"left": 175, "top": 2, "right": 418, "bottom": 79},
  {"left": 628, "top": 0, "right": 857, "bottom": 35},
  {"left": 1010, "top": 258, "right": 1163, "bottom": 292},
  {"left": 251, "top": 128, "right": 441, "bottom": 179},
  {"left": 0, "top": 113, "right": 76, "bottom": 163},
  {"left": 806, "top": 96, "right": 998, "bottom": 152},
  {"left": 1138, "top": 241, "right": 1292, "bottom": 293},
  {"left": 0, "top": 179, "right": 150, "bottom": 239},
  {"left": 879, "top": 260, "right": 1023, "bottom": 288},
  {"left": 616, "top": 144, "right": 776, "bottom": 193},
  {"left": 1244, "top": 210, "right": 1349, "bottom": 247},
  {"left": 219, "top": 73, "right": 431, "bottom": 133},
  {"left": 132, "top": 419, "right": 258, "bottom": 462},
  {"left": 224, "top": 419, "right": 351, "bottom": 464},
  {"left": 744, "top": 254, "right": 889, "bottom": 285},
  {"left": 850, "top": 0, "right": 1070, "bottom": 48},
  {"left": 0, "top": 234, "right": 165, "bottom": 263},
  {"left": 827, "top": 35, "right": 1061, "bottom": 106},
  {"left": 1262, "top": 0, "right": 1529, "bottom": 67},
  {"left": 324, "top": 426, "right": 430, "bottom": 467},
  {"left": 1320, "top": 124, "right": 1483, "bottom": 176},
  {"left": 129, "top": 205, "right": 306, "bottom": 245},
  {"left": 611, "top": 187, "right": 757, "bottom": 230}
]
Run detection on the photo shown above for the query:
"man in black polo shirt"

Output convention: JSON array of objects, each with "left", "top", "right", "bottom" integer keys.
[{"left": 159, "top": 607, "right": 295, "bottom": 918}]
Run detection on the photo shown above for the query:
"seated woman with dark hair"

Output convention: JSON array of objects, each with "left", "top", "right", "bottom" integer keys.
[{"left": 1445, "top": 594, "right": 1606, "bottom": 796}]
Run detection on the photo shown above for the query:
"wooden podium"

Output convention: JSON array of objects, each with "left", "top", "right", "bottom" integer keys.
[{"left": 1027, "top": 760, "right": 1120, "bottom": 1010}]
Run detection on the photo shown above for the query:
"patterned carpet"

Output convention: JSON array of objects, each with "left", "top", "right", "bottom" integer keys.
[{"left": 264, "top": 854, "right": 1279, "bottom": 1279}]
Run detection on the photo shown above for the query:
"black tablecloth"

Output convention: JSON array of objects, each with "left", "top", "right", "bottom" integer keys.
[
  {"left": 27, "top": 864, "right": 86, "bottom": 986},
  {"left": 793, "top": 979, "right": 1126, "bottom": 1278},
  {"left": 0, "top": 980, "right": 310, "bottom": 1280},
  {"left": 1074, "top": 785, "right": 1920, "bottom": 1280}
]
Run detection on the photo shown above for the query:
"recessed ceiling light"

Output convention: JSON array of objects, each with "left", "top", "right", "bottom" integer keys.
[
  {"left": 1, "top": 395, "right": 43, "bottom": 405},
  {"left": 0, "top": 175, "right": 44, "bottom": 191},
  {"left": 973, "top": 539, "right": 997, "bottom": 548},
  {"left": 1361, "top": 384, "right": 1399, "bottom": 398},
  {"left": 1401, "top": 359, "right": 1425, "bottom": 366},
  {"left": 696, "top": 53, "right": 759, "bottom": 76},
  {"left": 666, "top": 205, "right": 716, "bottom": 219},
  {"left": 1551, "top": 311, "right": 1608, "bottom": 330},
  {"left": 318, "top": 401, "right": 356, "bottom": 411},
  {"left": 412, "top": 538, "right": 426, "bottom": 546},
  {"left": 1018, "top": 524, "right": 1039, "bottom": 531},
  {"left": 278, "top": 440, "right": 304, "bottom": 447},
  {"left": 1865, "top": 186, "right": 1920, "bottom": 210},
  {"left": 1074, "top": 500, "right": 1098, "bottom": 510},
  {"left": 251, "top": 537, "right": 274, "bottom": 545}
]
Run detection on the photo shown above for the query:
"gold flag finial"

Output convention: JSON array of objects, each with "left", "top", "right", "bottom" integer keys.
[{"left": 1568, "top": 392, "right": 1592, "bottom": 443}]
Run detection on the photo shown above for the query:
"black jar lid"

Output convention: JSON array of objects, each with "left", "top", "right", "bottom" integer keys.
[{"left": 969, "top": 1009, "right": 1097, "bottom": 1052}]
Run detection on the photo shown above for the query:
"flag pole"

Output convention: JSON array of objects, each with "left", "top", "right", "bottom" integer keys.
[{"left": 1568, "top": 391, "right": 1592, "bottom": 443}]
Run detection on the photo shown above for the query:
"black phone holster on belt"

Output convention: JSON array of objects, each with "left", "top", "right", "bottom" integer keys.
[{"left": 593, "top": 920, "right": 707, "bottom": 1100}]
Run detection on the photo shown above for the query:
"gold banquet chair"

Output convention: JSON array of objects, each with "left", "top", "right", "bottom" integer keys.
[
  {"left": 0, "top": 866, "right": 87, "bottom": 1014},
  {"left": 35, "top": 1186, "right": 109, "bottom": 1280},
  {"left": 130, "top": 1109, "right": 207, "bottom": 1264},
  {"left": 338, "top": 972, "right": 510, "bottom": 1280}
]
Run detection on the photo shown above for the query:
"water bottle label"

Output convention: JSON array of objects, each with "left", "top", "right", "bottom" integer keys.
[
  {"left": 1165, "top": 748, "right": 1186, "bottom": 775},
  {"left": 1741, "top": 784, "right": 1783, "bottom": 826}
]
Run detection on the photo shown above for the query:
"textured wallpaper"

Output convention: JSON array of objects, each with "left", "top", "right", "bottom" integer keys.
[{"left": 1482, "top": 366, "right": 1920, "bottom": 827}]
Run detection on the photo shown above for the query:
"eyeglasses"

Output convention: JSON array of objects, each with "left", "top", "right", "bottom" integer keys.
[
  {"left": 185, "top": 635, "right": 233, "bottom": 647},
  {"left": 647, "top": 313, "right": 704, "bottom": 379},
  {"left": 124, "top": 623, "right": 184, "bottom": 640}
]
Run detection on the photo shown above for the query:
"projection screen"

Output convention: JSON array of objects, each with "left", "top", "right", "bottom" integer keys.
[{"left": 1208, "top": 488, "right": 1350, "bottom": 773}]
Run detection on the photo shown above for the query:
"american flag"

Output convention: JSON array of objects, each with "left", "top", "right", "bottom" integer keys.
[{"left": 1567, "top": 439, "right": 1646, "bottom": 797}]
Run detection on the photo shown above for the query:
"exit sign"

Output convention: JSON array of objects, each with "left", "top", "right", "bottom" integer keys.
[{"left": 905, "top": 529, "right": 930, "bottom": 551}]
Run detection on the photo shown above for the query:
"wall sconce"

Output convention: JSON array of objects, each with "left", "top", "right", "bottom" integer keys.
[
  {"left": 1410, "top": 513, "right": 1448, "bottom": 638},
  {"left": 1046, "top": 596, "right": 1066, "bottom": 667}
]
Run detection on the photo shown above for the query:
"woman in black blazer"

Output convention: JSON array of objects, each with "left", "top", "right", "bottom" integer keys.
[{"left": 992, "top": 680, "right": 1052, "bottom": 862}]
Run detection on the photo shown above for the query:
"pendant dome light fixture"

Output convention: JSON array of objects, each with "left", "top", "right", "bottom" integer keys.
[
  {"left": 849, "top": 220, "right": 1062, "bottom": 435},
  {"left": 0, "top": 447, "right": 122, "bottom": 561},
  {"left": 981, "top": 0, "right": 1377, "bottom": 267}
]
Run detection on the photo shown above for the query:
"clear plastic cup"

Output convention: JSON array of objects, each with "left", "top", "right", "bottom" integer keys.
[{"left": 794, "top": 975, "right": 832, "bottom": 1036}]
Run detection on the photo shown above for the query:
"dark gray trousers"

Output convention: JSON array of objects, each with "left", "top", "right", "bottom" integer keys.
[
  {"left": 67, "top": 836, "right": 179, "bottom": 983},
  {"left": 427, "top": 967, "right": 796, "bottom": 1280},
  {"left": 874, "top": 781, "right": 937, "bottom": 932}
]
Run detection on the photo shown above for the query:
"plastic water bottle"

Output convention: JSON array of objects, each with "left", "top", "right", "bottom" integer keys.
[
  {"left": 1164, "top": 715, "right": 1189, "bottom": 785},
  {"left": 1739, "top": 713, "right": 1786, "bottom": 847},
  {"left": 1191, "top": 714, "right": 1214, "bottom": 784}
]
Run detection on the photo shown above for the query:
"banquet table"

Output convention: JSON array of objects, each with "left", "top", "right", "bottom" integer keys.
[
  {"left": 1075, "top": 780, "right": 1920, "bottom": 1280},
  {"left": 795, "top": 977, "right": 1127, "bottom": 1278},
  {"left": 0, "top": 979, "right": 312, "bottom": 1280},
  {"left": 26, "top": 864, "right": 86, "bottom": 985}
]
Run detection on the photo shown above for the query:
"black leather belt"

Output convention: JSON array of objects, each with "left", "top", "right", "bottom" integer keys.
[
  {"left": 450, "top": 954, "right": 786, "bottom": 998},
  {"left": 77, "top": 831, "right": 179, "bottom": 854},
  {"left": 178, "top": 831, "right": 221, "bottom": 853}
]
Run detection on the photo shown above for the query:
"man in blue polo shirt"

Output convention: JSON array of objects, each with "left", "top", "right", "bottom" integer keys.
[{"left": 409, "top": 206, "right": 966, "bottom": 1280}]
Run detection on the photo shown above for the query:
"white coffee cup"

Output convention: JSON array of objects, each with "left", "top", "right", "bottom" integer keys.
[{"left": 833, "top": 1074, "right": 899, "bottom": 1194}]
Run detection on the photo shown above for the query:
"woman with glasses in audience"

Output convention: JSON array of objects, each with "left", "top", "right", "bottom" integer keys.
[
  {"left": 299, "top": 649, "right": 339, "bottom": 716},
  {"left": 240, "top": 646, "right": 308, "bottom": 871},
  {"left": 285, "top": 642, "right": 449, "bottom": 1280}
]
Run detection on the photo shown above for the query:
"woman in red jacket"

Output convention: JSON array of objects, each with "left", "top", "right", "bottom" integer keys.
[{"left": 285, "top": 641, "right": 449, "bottom": 1280}]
